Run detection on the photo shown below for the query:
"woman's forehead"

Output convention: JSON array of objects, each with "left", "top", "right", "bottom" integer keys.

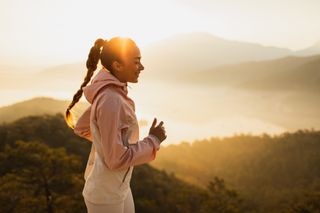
[{"left": 124, "top": 45, "right": 141, "bottom": 59}]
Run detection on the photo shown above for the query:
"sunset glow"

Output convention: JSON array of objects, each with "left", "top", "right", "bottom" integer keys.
[{"left": 0, "top": 0, "right": 319, "bottom": 66}]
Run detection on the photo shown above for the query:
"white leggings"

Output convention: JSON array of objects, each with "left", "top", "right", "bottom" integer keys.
[{"left": 84, "top": 188, "right": 135, "bottom": 213}]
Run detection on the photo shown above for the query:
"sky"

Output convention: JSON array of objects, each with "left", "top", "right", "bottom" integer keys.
[{"left": 1, "top": 0, "right": 320, "bottom": 66}]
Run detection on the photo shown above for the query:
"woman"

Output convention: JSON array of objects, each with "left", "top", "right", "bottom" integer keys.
[{"left": 65, "top": 37, "right": 167, "bottom": 213}]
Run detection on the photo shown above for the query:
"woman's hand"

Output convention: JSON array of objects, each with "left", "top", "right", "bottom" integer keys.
[{"left": 149, "top": 118, "right": 167, "bottom": 143}]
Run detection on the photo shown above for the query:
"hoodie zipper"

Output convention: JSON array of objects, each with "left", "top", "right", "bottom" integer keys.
[{"left": 122, "top": 166, "right": 131, "bottom": 184}]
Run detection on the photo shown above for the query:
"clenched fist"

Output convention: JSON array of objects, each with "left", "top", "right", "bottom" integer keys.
[{"left": 149, "top": 118, "right": 167, "bottom": 143}]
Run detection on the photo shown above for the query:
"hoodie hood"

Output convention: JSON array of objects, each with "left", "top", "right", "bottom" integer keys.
[{"left": 83, "top": 68, "right": 128, "bottom": 104}]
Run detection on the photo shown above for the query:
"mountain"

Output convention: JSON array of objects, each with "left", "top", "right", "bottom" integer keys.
[
  {"left": 182, "top": 54, "right": 320, "bottom": 93},
  {"left": 141, "top": 32, "right": 292, "bottom": 80},
  {"left": 0, "top": 97, "right": 89, "bottom": 124},
  {"left": 31, "top": 32, "right": 295, "bottom": 82},
  {"left": 1, "top": 32, "right": 297, "bottom": 90},
  {"left": 295, "top": 40, "right": 320, "bottom": 56},
  {"left": 2, "top": 33, "right": 320, "bottom": 89}
]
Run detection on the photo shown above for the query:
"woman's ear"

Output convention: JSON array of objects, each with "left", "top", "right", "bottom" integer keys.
[{"left": 111, "top": 61, "right": 122, "bottom": 73}]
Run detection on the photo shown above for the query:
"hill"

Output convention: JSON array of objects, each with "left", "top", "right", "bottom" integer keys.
[
  {"left": 0, "top": 97, "right": 89, "bottom": 124},
  {"left": 1, "top": 113, "right": 319, "bottom": 212},
  {"left": 0, "top": 114, "right": 248, "bottom": 213},
  {"left": 150, "top": 130, "right": 320, "bottom": 213}
]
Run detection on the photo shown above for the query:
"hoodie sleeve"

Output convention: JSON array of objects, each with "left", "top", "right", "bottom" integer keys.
[
  {"left": 96, "top": 96, "right": 161, "bottom": 171},
  {"left": 74, "top": 106, "right": 93, "bottom": 142}
]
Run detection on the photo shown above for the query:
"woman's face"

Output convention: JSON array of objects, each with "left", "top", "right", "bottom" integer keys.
[{"left": 116, "top": 45, "right": 144, "bottom": 83}]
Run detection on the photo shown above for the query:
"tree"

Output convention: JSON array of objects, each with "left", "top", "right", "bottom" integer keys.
[
  {"left": 284, "top": 192, "right": 320, "bottom": 213},
  {"left": 0, "top": 140, "right": 85, "bottom": 213},
  {"left": 200, "top": 177, "right": 245, "bottom": 213}
]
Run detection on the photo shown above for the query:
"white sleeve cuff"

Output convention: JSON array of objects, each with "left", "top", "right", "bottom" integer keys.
[{"left": 148, "top": 134, "right": 161, "bottom": 150}]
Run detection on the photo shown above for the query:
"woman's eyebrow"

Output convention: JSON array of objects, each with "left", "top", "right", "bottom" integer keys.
[{"left": 133, "top": 56, "right": 141, "bottom": 60}]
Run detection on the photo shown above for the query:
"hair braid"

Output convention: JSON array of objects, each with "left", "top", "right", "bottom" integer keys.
[{"left": 65, "top": 38, "right": 105, "bottom": 129}]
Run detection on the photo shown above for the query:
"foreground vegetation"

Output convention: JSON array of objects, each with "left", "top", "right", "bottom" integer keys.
[{"left": 0, "top": 113, "right": 319, "bottom": 212}]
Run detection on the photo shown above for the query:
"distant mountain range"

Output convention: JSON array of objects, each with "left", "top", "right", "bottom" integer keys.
[
  {"left": 142, "top": 32, "right": 291, "bottom": 79},
  {"left": 1, "top": 32, "right": 320, "bottom": 89},
  {"left": 296, "top": 40, "right": 320, "bottom": 56},
  {"left": 142, "top": 32, "right": 320, "bottom": 79},
  {"left": 182, "top": 54, "right": 320, "bottom": 93}
]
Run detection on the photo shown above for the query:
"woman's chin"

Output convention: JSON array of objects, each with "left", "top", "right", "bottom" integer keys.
[{"left": 128, "top": 78, "right": 139, "bottom": 83}]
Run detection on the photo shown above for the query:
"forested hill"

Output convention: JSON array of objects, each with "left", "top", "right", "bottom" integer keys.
[
  {"left": 0, "top": 113, "right": 249, "bottom": 213},
  {"left": 0, "top": 113, "right": 319, "bottom": 212},
  {"left": 151, "top": 130, "right": 320, "bottom": 213}
]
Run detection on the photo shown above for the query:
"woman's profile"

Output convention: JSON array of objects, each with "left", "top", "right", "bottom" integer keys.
[{"left": 65, "top": 37, "right": 167, "bottom": 213}]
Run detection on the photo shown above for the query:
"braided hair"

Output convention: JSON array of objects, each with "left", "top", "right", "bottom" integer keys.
[{"left": 65, "top": 38, "right": 104, "bottom": 128}]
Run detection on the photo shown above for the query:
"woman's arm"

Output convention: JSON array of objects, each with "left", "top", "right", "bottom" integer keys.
[
  {"left": 96, "top": 96, "right": 161, "bottom": 171},
  {"left": 74, "top": 106, "right": 93, "bottom": 142}
]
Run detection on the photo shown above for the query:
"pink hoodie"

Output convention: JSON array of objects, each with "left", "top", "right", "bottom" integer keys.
[{"left": 74, "top": 68, "right": 161, "bottom": 204}]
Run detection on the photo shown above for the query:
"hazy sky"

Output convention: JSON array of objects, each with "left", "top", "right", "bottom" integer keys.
[{"left": 1, "top": 0, "right": 319, "bottom": 66}]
